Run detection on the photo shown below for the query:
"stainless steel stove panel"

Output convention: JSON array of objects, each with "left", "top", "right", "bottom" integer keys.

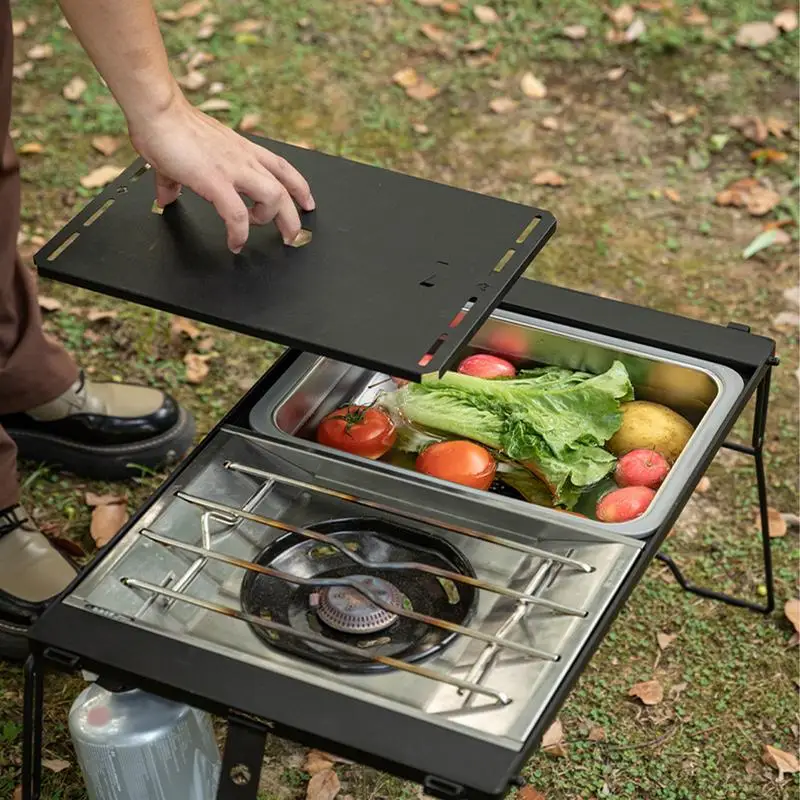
[{"left": 65, "top": 429, "right": 641, "bottom": 749}]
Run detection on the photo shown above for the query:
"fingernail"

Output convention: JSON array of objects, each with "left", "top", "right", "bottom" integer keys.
[{"left": 231, "top": 246, "right": 242, "bottom": 255}]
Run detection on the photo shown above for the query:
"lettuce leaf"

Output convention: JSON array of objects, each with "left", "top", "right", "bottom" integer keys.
[{"left": 385, "top": 360, "right": 633, "bottom": 508}]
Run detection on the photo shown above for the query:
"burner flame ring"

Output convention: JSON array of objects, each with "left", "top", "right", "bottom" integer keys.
[{"left": 316, "top": 575, "right": 406, "bottom": 634}]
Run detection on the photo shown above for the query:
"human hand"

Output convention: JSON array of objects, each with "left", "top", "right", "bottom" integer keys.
[{"left": 128, "top": 97, "right": 315, "bottom": 253}]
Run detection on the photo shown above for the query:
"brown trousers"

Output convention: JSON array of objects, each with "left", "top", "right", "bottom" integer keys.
[{"left": 0, "top": 1, "right": 79, "bottom": 508}]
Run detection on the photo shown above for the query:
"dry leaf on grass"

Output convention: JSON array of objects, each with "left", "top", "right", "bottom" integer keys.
[
  {"left": 186, "top": 50, "right": 215, "bottom": 70},
  {"left": 746, "top": 186, "right": 782, "bottom": 216},
  {"left": 763, "top": 745, "right": 800, "bottom": 779},
  {"left": 19, "top": 142, "right": 44, "bottom": 155},
  {"left": 587, "top": 726, "right": 606, "bottom": 742},
  {"left": 628, "top": 679, "right": 663, "bottom": 706},
  {"left": 729, "top": 115, "right": 768, "bottom": 144},
  {"left": 27, "top": 43, "right": 53, "bottom": 60},
  {"left": 91, "top": 135, "right": 121, "bottom": 156},
  {"left": 783, "top": 285, "right": 800, "bottom": 307},
  {"left": 233, "top": 19, "right": 263, "bottom": 34},
  {"left": 474, "top": 5, "right": 499, "bottom": 24},
  {"left": 63, "top": 76, "right": 87, "bottom": 102},
  {"left": 196, "top": 19, "right": 217, "bottom": 40},
  {"left": 306, "top": 768, "right": 340, "bottom": 800},
  {"left": 406, "top": 81, "right": 439, "bottom": 100},
  {"left": 562, "top": 25, "right": 587, "bottom": 40},
  {"left": 684, "top": 6, "right": 709, "bottom": 26},
  {"left": 171, "top": 316, "right": 201, "bottom": 340},
  {"left": 520, "top": 72, "right": 547, "bottom": 99},
  {"left": 624, "top": 17, "right": 646, "bottom": 42},
  {"left": 13, "top": 61, "right": 34, "bottom": 80},
  {"left": 774, "top": 309, "right": 800, "bottom": 327},
  {"left": 735, "top": 21, "right": 778, "bottom": 48},
  {"left": 767, "top": 507, "right": 788, "bottom": 538},
  {"left": 541, "top": 719, "right": 566, "bottom": 756},
  {"left": 12, "top": 19, "right": 27, "bottom": 36},
  {"left": 657, "top": 632, "right": 677, "bottom": 650},
  {"left": 652, "top": 101, "right": 698, "bottom": 126},
  {"left": 90, "top": 503, "right": 129, "bottom": 548},
  {"left": 532, "top": 170, "right": 566, "bottom": 187},
  {"left": 607, "top": 66, "right": 626, "bottom": 80},
  {"left": 177, "top": 70, "right": 207, "bottom": 90},
  {"left": 239, "top": 112, "right": 262, "bottom": 132},
  {"left": 393, "top": 67, "right": 419, "bottom": 88},
  {"left": 785, "top": 599, "right": 800, "bottom": 633},
  {"left": 766, "top": 117, "right": 790, "bottom": 138},
  {"left": 715, "top": 179, "right": 781, "bottom": 217},
  {"left": 607, "top": 4, "right": 635, "bottom": 27},
  {"left": 489, "top": 97, "right": 518, "bottom": 114},
  {"left": 185, "top": 353, "right": 212, "bottom": 384},
  {"left": 159, "top": 1, "right": 207, "bottom": 22},
  {"left": 750, "top": 148, "right": 788, "bottom": 163},
  {"left": 13, "top": 786, "right": 21, "bottom": 800},
  {"left": 303, "top": 750, "right": 335, "bottom": 776},
  {"left": 86, "top": 309, "right": 118, "bottom": 323},
  {"left": 80, "top": 165, "right": 124, "bottom": 189},
  {"left": 663, "top": 188, "right": 681, "bottom": 203},
  {"left": 420, "top": 23, "right": 448, "bottom": 43},
  {"left": 774, "top": 10, "right": 798, "bottom": 32},
  {"left": 197, "top": 98, "right": 231, "bottom": 112},
  {"left": 196, "top": 335, "right": 215, "bottom": 352},
  {"left": 517, "top": 787, "right": 547, "bottom": 800},
  {"left": 42, "top": 759, "right": 70, "bottom": 773},
  {"left": 416, "top": 0, "right": 443, "bottom": 6},
  {"left": 441, "top": 2, "right": 461, "bottom": 14},
  {"left": 38, "top": 296, "right": 62, "bottom": 312},
  {"left": 541, "top": 116, "right": 559, "bottom": 130},
  {"left": 412, "top": 122, "right": 430, "bottom": 134},
  {"left": 85, "top": 492, "right": 125, "bottom": 507},
  {"left": 695, "top": 475, "right": 711, "bottom": 493}
]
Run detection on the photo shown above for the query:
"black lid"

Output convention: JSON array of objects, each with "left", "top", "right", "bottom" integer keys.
[{"left": 35, "top": 137, "right": 555, "bottom": 380}]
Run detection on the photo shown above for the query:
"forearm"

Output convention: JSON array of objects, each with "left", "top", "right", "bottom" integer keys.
[{"left": 57, "top": 0, "right": 183, "bottom": 130}]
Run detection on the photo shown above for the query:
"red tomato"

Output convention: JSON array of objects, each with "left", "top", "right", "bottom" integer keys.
[
  {"left": 317, "top": 406, "right": 397, "bottom": 460},
  {"left": 416, "top": 440, "right": 496, "bottom": 490},
  {"left": 457, "top": 354, "right": 516, "bottom": 378}
]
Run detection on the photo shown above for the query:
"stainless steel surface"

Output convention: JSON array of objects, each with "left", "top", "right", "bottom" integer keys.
[
  {"left": 62, "top": 428, "right": 641, "bottom": 749},
  {"left": 249, "top": 308, "right": 745, "bottom": 538}
]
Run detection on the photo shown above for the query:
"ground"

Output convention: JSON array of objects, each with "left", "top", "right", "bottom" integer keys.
[{"left": 1, "top": 0, "right": 798, "bottom": 798}]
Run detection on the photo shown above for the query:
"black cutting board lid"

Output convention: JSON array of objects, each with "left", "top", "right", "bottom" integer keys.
[{"left": 35, "top": 137, "right": 556, "bottom": 380}]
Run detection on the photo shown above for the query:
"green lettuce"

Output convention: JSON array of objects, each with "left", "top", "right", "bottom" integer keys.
[{"left": 383, "top": 361, "right": 633, "bottom": 508}]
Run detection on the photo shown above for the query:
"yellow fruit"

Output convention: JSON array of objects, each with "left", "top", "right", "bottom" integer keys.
[{"left": 607, "top": 401, "right": 695, "bottom": 464}]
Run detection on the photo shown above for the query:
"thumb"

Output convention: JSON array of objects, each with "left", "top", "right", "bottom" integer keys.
[{"left": 154, "top": 170, "right": 182, "bottom": 208}]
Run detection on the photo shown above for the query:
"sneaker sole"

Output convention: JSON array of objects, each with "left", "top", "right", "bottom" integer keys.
[{"left": 7, "top": 407, "right": 196, "bottom": 481}]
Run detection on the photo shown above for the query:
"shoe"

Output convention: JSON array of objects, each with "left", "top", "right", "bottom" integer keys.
[
  {"left": 0, "top": 505, "right": 78, "bottom": 661},
  {"left": 0, "top": 372, "right": 196, "bottom": 480}
]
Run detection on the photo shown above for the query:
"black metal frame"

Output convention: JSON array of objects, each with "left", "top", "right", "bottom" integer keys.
[{"left": 19, "top": 280, "right": 778, "bottom": 800}]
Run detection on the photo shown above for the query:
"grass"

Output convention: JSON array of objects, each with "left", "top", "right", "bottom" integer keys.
[{"left": 3, "top": 0, "right": 799, "bottom": 798}]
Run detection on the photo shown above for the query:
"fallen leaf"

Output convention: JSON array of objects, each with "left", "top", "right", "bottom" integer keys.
[
  {"left": 38, "top": 296, "right": 62, "bottom": 312},
  {"left": 462, "top": 38, "right": 487, "bottom": 51},
  {"left": 767, "top": 507, "right": 789, "bottom": 538},
  {"left": 196, "top": 335, "right": 215, "bottom": 352},
  {"left": 159, "top": 0, "right": 206, "bottom": 21},
  {"left": 607, "top": 4, "right": 635, "bottom": 27},
  {"left": 441, "top": 2, "right": 461, "bottom": 13},
  {"left": 783, "top": 285, "right": 800, "bottom": 307},
  {"left": 624, "top": 17, "right": 646, "bottom": 42},
  {"left": 306, "top": 768, "right": 340, "bottom": 800},
  {"left": 239, "top": 112, "right": 262, "bottom": 132},
  {"left": 750, "top": 148, "right": 788, "bottom": 163},
  {"left": 87, "top": 309, "right": 118, "bottom": 323},
  {"left": 80, "top": 165, "right": 124, "bottom": 189},
  {"left": 303, "top": 750, "right": 335, "bottom": 776},
  {"left": 474, "top": 5, "right": 499, "bottom": 24},
  {"left": 91, "top": 135, "right": 121, "bottom": 157},
  {"left": 628, "top": 679, "right": 663, "bottom": 706},
  {"left": 657, "top": 632, "right": 677, "bottom": 650},
  {"left": 785, "top": 599, "right": 800, "bottom": 633},
  {"left": 197, "top": 98, "right": 231, "bottom": 112},
  {"left": 695, "top": 475, "right": 711, "bottom": 493},
  {"left": 210, "top": 82, "right": 225, "bottom": 95},
  {"left": 420, "top": 23, "right": 448, "bottom": 43},
  {"left": 90, "top": 503, "right": 129, "bottom": 548},
  {"left": 520, "top": 72, "right": 547, "bottom": 99},
  {"left": 185, "top": 353, "right": 212, "bottom": 384},
  {"left": 532, "top": 169, "right": 567, "bottom": 187},
  {"left": 766, "top": 117, "right": 790, "bottom": 138},
  {"left": 233, "top": 18, "right": 263, "bottom": 34},
  {"left": 13, "top": 61, "right": 34, "bottom": 80},
  {"left": 489, "top": 97, "right": 518, "bottom": 114},
  {"left": 652, "top": 101, "right": 698, "bottom": 126},
  {"left": 170, "top": 316, "right": 201, "bottom": 340},
  {"left": 186, "top": 50, "right": 215, "bottom": 70},
  {"left": 746, "top": 186, "right": 781, "bottom": 217},
  {"left": 541, "top": 116, "right": 559, "bottom": 130},
  {"left": 416, "top": 0, "right": 443, "bottom": 5},
  {"left": 715, "top": 178, "right": 781, "bottom": 217},
  {"left": 19, "top": 142, "right": 44, "bottom": 155},
  {"left": 85, "top": 492, "right": 125, "bottom": 507},
  {"left": 541, "top": 719, "right": 566, "bottom": 756},
  {"left": 763, "top": 744, "right": 800, "bottom": 779},
  {"left": 669, "top": 681, "right": 688, "bottom": 699},
  {"left": 393, "top": 67, "right": 419, "bottom": 88},
  {"left": 518, "top": 788, "right": 547, "bottom": 800},
  {"left": 684, "top": 6, "right": 709, "bottom": 25},
  {"left": 412, "top": 122, "right": 429, "bottom": 134},
  {"left": 562, "top": 24, "right": 587, "bottom": 40},
  {"left": 12, "top": 19, "right": 27, "bottom": 37},
  {"left": 27, "top": 43, "right": 53, "bottom": 60},
  {"left": 607, "top": 66, "right": 626, "bottom": 80},
  {"left": 729, "top": 115, "right": 768, "bottom": 144},
  {"left": 13, "top": 786, "right": 21, "bottom": 800},
  {"left": 196, "top": 20, "right": 217, "bottom": 40},
  {"left": 664, "top": 188, "right": 681, "bottom": 203},
  {"left": 42, "top": 759, "right": 70, "bottom": 773},
  {"left": 736, "top": 21, "right": 778, "bottom": 48},
  {"left": 406, "top": 81, "right": 439, "bottom": 100},
  {"left": 177, "top": 70, "right": 207, "bottom": 90},
  {"left": 743, "top": 229, "right": 782, "bottom": 259},
  {"left": 587, "top": 726, "right": 606, "bottom": 742},
  {"left": 62, "top": 76, "right": 87, "bottom": 102},
  {"left": 774, "top": 10, "right": 798, "bottom": 33}
]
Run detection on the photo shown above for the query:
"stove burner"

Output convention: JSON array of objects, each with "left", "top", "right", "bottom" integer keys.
[
  {"left": 313, "top": 575, "right": 405, "bottom": 634},
  {"left": 240, "top": 517, "right": 477, "bottom": 673}
]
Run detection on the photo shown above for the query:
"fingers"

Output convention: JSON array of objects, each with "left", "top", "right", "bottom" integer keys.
[
  {"left": 154, "top": 171, "right": 182, "bottom": 207},
  {"left": 254, "top": 148, "right": 315, "bottom": 212},
  {"left": 205, "top": 183, "right": 251, "bottom": 254},
  {"left": 238, "top": 171, "right": 302, "bottom": 246}
]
